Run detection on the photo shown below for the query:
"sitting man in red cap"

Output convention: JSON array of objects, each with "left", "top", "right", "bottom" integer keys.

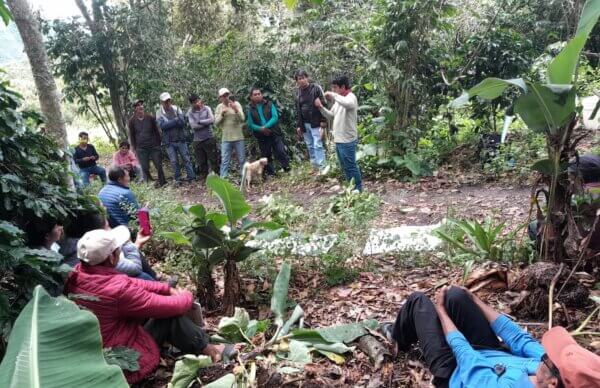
[
  {"left": 381, "top": 285, "right": 600, "bottom": 387},
  {"left": 65, "top": 227, "right": 237, "bottom": 384}
]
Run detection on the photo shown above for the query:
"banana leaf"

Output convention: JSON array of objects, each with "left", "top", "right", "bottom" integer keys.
[{"left": 0, "top": 285, "right": 127, "bottom": 387}]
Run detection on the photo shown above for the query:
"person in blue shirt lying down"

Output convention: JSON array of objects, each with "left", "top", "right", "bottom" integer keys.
[{"left": 380, "top": 285, "right": 600, "bottom": 388}]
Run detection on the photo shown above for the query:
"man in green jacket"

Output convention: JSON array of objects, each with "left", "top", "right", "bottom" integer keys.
[{"left": 246, "top": 87, "right": 290, "bottom": 176}]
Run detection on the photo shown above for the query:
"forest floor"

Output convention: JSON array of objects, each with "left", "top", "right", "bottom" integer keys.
[{"left": 133, "top": 166, "right": 600, "bottom": 388}]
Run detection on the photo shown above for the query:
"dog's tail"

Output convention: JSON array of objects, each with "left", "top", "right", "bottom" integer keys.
[{"left": 240, "top": 162, "right": 249, "bottom": 192}]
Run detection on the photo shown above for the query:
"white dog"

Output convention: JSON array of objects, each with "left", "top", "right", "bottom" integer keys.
[{"left": 240, "top": 157, "right": 268, "bottom": 192}]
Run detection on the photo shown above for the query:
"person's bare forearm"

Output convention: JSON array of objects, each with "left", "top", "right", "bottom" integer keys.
[
  {"left": 471, "top": 293, "right": 501, "bottom": 323},
  {"left": 436, "top": 306, "right": 458, "bottom": 335}
]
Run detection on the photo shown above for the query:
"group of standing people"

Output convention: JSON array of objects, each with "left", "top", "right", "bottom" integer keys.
[{"left": 72, "top": 70, "right": 362, "bottom": 192}]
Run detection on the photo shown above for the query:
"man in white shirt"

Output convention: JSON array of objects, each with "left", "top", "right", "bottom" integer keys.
[{"left": 316, "top": 75, "right": 362, "bottom": 191}]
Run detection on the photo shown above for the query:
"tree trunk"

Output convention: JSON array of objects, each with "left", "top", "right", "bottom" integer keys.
[
  {"left": 223, "top": 259, "right": 241, "bottom": 316},
  {"left": 7, "top": 0, "right": 67, "bottom": 148},
  {"left": 196, "top": 261, "right": 218, "bottom": 310}
]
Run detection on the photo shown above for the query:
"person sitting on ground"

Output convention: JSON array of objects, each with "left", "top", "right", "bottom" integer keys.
[
  {"left": 112, "top": 140, "right": 142, "bottom": 181},
  {"left": 381, "top": 285, "right": 600, "bottom": 387},
  {"left": 60, "top": 209, "right": 158, "bottom": 280},
  {"left": 65, "top": 228, "right": 236, "bottom": 385},
  {"left": 98, "top": 166, "right": 139, "bottom": 227},
  {"left": 24, "top": 217, "right": 63, "bottom": 252},
  {"left": 73, "top": 131, "right": 107, "bottom": 187}
]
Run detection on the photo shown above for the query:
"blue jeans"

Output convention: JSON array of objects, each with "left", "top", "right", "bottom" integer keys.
[
  {"left": 136, "top": 272, "right": 156, "bottom": 281},
  {"left": 79, "top": 165, "right": 107, "bottom": 187},
  {"left": 335, "top": 140, "right": 362, "bottom": 191},
  {"left": 303, "top": 123, "right": 325, "bottom": 169},
  {"left": 166, "top": 142, "right": 195, "bottom": 182},
  {"left": 220, "top": 140, "right": 245, "bottom": 178}
]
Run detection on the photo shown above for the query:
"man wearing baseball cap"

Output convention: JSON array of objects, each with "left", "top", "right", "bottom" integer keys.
[
  {"left": 214, "top": 87, "right": 246, "bottom": 178},
  {"left": 65, "top": 227, "right": 236, "bottom": 384},
  {"left": 381, "top": 285, "right": 600, "bottom": 387},
  {"left": 156, "top": 92, "right": 196, "bottom": 185}
]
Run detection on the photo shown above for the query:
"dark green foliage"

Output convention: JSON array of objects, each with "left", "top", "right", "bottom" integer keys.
[{"left": 0, "top": 80, "right": 96, "bottom": 355}]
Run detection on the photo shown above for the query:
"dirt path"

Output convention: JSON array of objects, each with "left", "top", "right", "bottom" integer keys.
[{"left": 173, "top": 174, "right": 532, "bottom": 230}]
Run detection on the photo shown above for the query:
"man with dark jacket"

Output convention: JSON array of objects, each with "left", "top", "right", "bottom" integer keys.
[
  {"left": 246, "top": 87, "right": 290, "bottom": 175},
  {"left": 156, "top": 92, "right": 195, "bottom": 185},
  {"left": 128, "top": 100, "right": 166, "bottom": 187},
  {"left": 73, "top": 131, "right": 107, "bottom": 186},
  {"left": 187, "top": 94, "right": 219, "bottom": 180},
  {"left": 295, "top": 70, "right": 326, "bottom": 172}
]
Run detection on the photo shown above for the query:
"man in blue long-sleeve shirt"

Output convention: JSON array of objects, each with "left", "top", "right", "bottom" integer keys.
[
  {"left": 382, "top": 286, "right": 600, "bottom": 387},
  {"left": 98, "top": 166, "right": 139, "bottom": 227},
  {"left": 246, "top": 87, "right": 290, "bottom": 176}
]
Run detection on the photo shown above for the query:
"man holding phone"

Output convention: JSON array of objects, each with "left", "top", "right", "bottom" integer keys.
[{"left": 215, "top": 88, "right": 246, "bottom": 179}]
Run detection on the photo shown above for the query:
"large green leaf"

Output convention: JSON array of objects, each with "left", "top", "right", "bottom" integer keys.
[
  {"left": 218, "top": 307, "right": 252, "bottom": 343},
  {"left": 514, "top": 84, "right": 576, "bottom": 134},
  {"left": 449, "top": 78, "right": 526, "bottom": 108},
  {"left": 168, "top": 355, "right": 212, "bottom": 388},
  {"left": 0, "top": 286, "right": 127, "bottom": 387},
  {"left": 281, "top": 304, "right": 304, "bottom": 336},
  {"left": 206, "top": 175, "right": 251, "bottom": 227},
  {"left": 0, "top": 1, "right": 10, "bottom": 26},
  {"left": 191, "top": 221, "right": 226, "bottom": 249},
  {"left": 291, "top": 319, "right": 379, "bottom": 344},
  {"left": 161, "top": 231, "right": 192, "bottom": 246},
  {"left": 548, "top": 0, "right": 600, "bottom": 84},
  {"left": 288, "top": 340, "right": 312, "bottom": 365},
  {"left": 103, "top": 347, "right": 140, "bottom": 372},
  {"left": 271, "top": 261, "right": 291, "bottom": 326},
  {"left": 204, "top": 373, "right": 236, "bottom": 388}
]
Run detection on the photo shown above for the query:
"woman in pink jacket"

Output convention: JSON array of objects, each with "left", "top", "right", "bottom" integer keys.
[{"left": 65, "top": 227, "right": 236, "bottom": 384}]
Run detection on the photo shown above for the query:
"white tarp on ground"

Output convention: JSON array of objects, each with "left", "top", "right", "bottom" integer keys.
[
  {"left": 582, "top": 95, "right": 599, "bottom": 130},
  {"left": 362, "top": 224, "right": 443, "bottom": 255},
  {"left": 248, "top": 234, "right": 338, "bottom": 256}
]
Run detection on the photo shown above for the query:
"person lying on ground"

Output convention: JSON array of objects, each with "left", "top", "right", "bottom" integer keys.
[
  {"left": 60, "top": 209, "right": 158, "bottom": 281},
  {"left": 73, "top": 131, "right": 107, "bottom": 187},
  {"left": 112, "top": 140, "right": 142, "bottom": 181},
  {"left": 381, "top": 285, "right": 600, "bottom": 388},
  {"left": 65, "top": 228, "right": 237, "bottom": 385},
  {"left": 98, "top": 166, "right": 139, "bottom": 227}
]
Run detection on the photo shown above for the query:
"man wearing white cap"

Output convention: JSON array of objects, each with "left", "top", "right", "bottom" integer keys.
[
  {"left": 214, "top": 88, "right": 246, "bottom": 178},
  {"left": 156, "top": 92, "right": 196, "bottom": 185},
  {"left": 65, "top": 227, "right": 237, "bottom": 385}
]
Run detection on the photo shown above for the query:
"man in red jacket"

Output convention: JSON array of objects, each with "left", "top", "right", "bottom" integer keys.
[{"left": 65, "top": 227, "right": 233, "bottom": 384}]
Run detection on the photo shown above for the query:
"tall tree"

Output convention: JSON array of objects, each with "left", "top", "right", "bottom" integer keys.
[
  {"left": 74, "top": 0, "right": 128, "bottom": 139},
  {"left": 6, "top": 0, "right": 67, "bottom": 148}
]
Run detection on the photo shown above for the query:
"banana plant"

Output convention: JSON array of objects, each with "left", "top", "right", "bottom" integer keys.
[
  {"left": 450, "top": 0, "right": 600, "bottom": 263},
  {"left": 163, "top": 175, "right": 286, "bottom": 315},
  {"left": 0, "top": 286, "right": 128, "bottom": 387}
]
